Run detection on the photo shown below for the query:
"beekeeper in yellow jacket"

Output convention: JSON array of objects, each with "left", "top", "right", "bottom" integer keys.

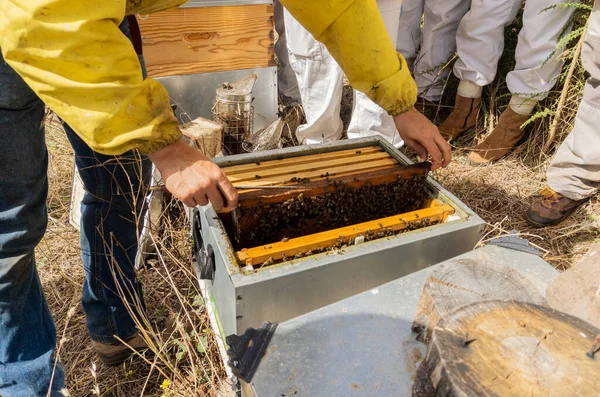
[
  {"left": 0, "top": 0, "right": 450, "bottom": 394},
  {"left": 1, "top": 0, "right": 450, "bottom": 172}
]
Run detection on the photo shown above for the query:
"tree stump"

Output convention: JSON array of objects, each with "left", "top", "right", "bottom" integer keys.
[
  {"left": 412, "top": 259, "right": 546, "bottom": 343},
  {"left": 413, "top": 300, "right": 600, "bottom": 397}
]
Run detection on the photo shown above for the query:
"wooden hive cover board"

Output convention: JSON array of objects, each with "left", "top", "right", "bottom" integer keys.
[
  {"left": 137, "top": 4, "right": 275, "bottom": 78},
  {"left": 221, "top": 147, "right": 400, "bottom": 193}
]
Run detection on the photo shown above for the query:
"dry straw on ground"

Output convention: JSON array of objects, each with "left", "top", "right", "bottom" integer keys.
[
  {"left": 38, "top": 4, "right": 598, "bottom": 395},
  {"left": 42, "top": 116, "right": 228, "bottom": 396}
]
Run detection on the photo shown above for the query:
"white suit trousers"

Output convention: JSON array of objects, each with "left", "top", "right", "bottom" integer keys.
[
  {"left": 396, "top": 0, "right": 470, "bottom": 101},
  {"left": 284, "top": 0, "right": 404, "bottom": 147},
  {"left": 507, "top": 0, "right": 577, "bottom": 100},
  {"left": 547, "top": 1, "right": 600, "bottom": 200},
  {"left": 274, "top": 0, "right": 301, "bottom": 102},
  {"left": 454, "top": 0, "right": 577, "bottom": 100}
]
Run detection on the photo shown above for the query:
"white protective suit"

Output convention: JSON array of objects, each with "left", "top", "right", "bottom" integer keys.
[
  {"left": 396, "top": 0, "right": 470, "bottom": 101},
  {"left": 283, "top": 0, "right": 404, "bottom": 147},
  {"left": 546, "top": 0, "right": 600, "bottom": 200},
  {"left": 454, "top": 0, "right": 578, "bottom": 114},
  {"left": 274, "top": 0, "right": 301, "bottom": 102}
]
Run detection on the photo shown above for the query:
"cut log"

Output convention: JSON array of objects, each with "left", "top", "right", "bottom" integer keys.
[
  {"left": 547, "top": 243, "right": 600, "bottom": 329},
  {"left": 412, "top": 259, "right": 546, "bottom": 343},
  {"left": 413, "top": 300, "right": 600, "bottom": 397},
  {"left": 181, "top": 117, "right": 223, "bottom": 159}
]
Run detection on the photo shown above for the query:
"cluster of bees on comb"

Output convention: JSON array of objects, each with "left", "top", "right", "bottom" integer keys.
[{"left": 236, "top": 175, "right": 429, "bottom": 249}]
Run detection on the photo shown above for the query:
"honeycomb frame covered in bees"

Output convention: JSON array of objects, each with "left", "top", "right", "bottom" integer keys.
[
  {"left": 217, "top": 144, "right": 455, "bottom": 268},
  {"left": 190, "top": 137, "right": 485, "bottom": 337}
]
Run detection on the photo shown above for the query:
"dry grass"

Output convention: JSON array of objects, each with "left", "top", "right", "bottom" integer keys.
[
  {"left": 37, "top": 3, "right": 599, "bottom": 395},
  {"left": 433, "top": 151, "right": 600, "bottom": 270},
  {"left": 41, "top": 117, "right": 229, "bottom": 396}
]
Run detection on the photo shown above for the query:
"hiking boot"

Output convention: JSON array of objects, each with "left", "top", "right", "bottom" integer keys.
[
  {"left": 92, "top": 317, "right": 176, "bottom": 366},
  {"left": 526, "top": 186, "right": 588, "bottom": 228},
  {"left": 468, "top": 107, "right": 529, "bottom": 165},
  {"left": 92, "top": 332, "right": 150, "bottom": 366},
  {"left": 438, "top": 94, "right": 481, "bottom": 141}
]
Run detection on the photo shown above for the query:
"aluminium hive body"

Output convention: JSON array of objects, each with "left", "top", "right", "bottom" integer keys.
[{"left": 190, "top": 138, "right": 486, "bottom": 339}]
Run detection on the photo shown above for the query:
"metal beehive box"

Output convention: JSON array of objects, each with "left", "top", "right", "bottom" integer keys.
[{"left": 191, "top": 138, "right": 485, "bottom": 338}]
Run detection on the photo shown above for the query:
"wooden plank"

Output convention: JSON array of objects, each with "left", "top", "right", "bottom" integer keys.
[
  {"left": 228, "top": 151, "right": 394, "bottom": 182},
  {"left": 137, "top": 4, "right": 275, "bottom": 78},
  {"left": 228, "top": 162, "right": 431, "bottom": 208},
  {"left": 228, "top": 158, "right": 399, "bottom": 186},
  {"left": 236, "top": 204, "right": 454, "bottom": 266},
  {"left": 224, "top": 165, "right": 400, "bottom": 198},
  {"left": 222, "top": 147, "right": 383, "bottom": 175}
]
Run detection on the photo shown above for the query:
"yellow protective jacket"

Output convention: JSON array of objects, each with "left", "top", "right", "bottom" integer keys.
[{"left": 0, "top": 0, "right": 416, "bottom": 155}]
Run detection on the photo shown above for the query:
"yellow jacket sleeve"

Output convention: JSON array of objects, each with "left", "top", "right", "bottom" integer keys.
[
  {"left": 0, "top": 0, "right": 182, "bottom": 155},
  {"left": 280, "top": 0, "right": 417, "bottom": 115}
]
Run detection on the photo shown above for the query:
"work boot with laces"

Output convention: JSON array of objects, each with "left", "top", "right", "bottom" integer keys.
[
  {"left": 92, "top": 317, "right": 176, "bottom": 366},
  {"left": 468, "top": 107, "right": 529, "bottom": 165},
  {"left": 526, "top": 186, "right": 588, "bottom": 228},
  {"left": 438, "top": 94, "right": 481, "bottom": 141}
]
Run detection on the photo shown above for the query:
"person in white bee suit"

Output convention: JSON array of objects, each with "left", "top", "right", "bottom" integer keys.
[
  {"left": 274, "top": 0, "right": 301, "bottom": 104},
  {"left": 395, "top": 0, "right": 470, "bottom": 102},
  {"left": 525, "top": 0, "right": 600, "bottom": 227},
  {"left": 283, "top": 0, "right": 405, "bottom": 148},
  {"left": 438, "top": 0, "right": 578, "bottom": 165}
]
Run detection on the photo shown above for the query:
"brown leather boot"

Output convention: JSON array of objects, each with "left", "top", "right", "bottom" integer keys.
[
  {"left": 438, "top": 94, "right": 481, "bottom": 141},
  {"left": 92, "top": 332, "right": 151, "bottom": 366},
  {"left": 526, "top": 186, "right": 588, "bottom": 228},
  {"left": 468, "top": 107, "right": 529, "bottom": 165},
  {"left": 92, "top": 317, "right": 176, "bottom": 366}
]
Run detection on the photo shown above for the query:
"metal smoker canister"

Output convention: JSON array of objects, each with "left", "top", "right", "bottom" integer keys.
[{"left": 212, "top": 74, "right": 257, "bottom": 155}]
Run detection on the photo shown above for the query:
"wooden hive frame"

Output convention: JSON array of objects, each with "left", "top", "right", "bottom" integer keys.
[
  {"left": 136, "top": 3, "right": 275, "bottom": 78},
  {"left": 237, "top": 202, "right": 454, "bottom": 267},
  {"left": 218, "top": 145, "right": 455, "bottom": 267}
]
